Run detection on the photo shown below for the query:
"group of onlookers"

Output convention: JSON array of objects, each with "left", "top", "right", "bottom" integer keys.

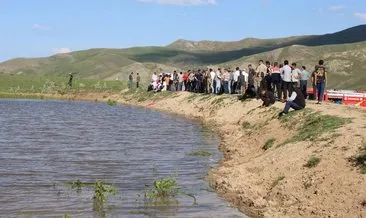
[{"left": 143, "top": 59, "right": 328, "bottom": 115}]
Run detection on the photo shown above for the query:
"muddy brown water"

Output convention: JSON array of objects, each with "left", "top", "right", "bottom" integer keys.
[{"left": 0, "top": 99, "right": 246, "bottom": 218}]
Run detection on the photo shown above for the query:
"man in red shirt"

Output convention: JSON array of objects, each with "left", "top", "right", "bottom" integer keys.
[{"left": 183, "top": 71, "right": 189, "bottom": 91}]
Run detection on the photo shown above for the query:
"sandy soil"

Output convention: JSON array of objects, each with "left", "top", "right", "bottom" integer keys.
[{"left": 13, "top": 91, "right": 366, "bottom": 218}]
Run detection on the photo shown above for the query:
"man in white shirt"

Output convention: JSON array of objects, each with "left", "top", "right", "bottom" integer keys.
[
  {"left": 152, "top": 72, "right": 158, "bottom": 82},
  {"left": 291, "top": 63, "right": 301, "bottom": 88},
  {"left": 210, "top": 68, "right": 216, "bottom": 94},
  {"left": 215, "top": 68, "right": 222, "bottom": 94},
  {"left": 280, "top": 60, "right": 292, "bottom": 100}
]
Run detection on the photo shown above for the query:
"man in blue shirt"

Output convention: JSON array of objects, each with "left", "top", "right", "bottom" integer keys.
[{"left": 300, "top": 66, "right": 310, "bottom": 99}]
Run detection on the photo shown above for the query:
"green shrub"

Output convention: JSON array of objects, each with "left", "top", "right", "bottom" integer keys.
[
  {"left": 242, "top": 121, "right": 252, "bottom": 129},
  {"left": 304, "top": 156, "right": 321, "bottom": 168},
  {"left": 263, "top": 138, "right": 276, "bottom": 150}
]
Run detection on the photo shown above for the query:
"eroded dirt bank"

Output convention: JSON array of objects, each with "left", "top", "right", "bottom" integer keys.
[{"left": 8, "top": 91, "right": 366, "bottom": 218}]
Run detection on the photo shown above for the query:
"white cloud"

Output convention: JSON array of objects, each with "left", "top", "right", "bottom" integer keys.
[
  {"left": 328, "top": 5, "right": 346, "bottom": 11},
  {"left": 32, "top": 24, "right": 52, "bottom": 31},
  {"left": 52, "top": 48, "right": 72, "bottom": 54},
  {"left": 136, "top": 0, "right": 216, "bottom": 6},
  {"left": 354, "top": 12, "right": 366, "bottom": 21}
]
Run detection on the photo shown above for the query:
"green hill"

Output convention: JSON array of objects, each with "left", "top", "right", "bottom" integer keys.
[
  {"left": 221, "top": 42, "right": 366, "bottom": 89},
  {"left": 0, "top": 25, "right": 366, "bottom": 89}
]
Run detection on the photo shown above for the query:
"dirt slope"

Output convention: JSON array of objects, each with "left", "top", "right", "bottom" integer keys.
[{"left": 107, "top": 92, "right": 366, "bottom": 218}]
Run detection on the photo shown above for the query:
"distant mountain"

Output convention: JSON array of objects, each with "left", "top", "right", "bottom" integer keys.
[
  {"left": 0, "top": 25, "right": 366, "bottom": 89},
  {"left": 167, "top": 25, "right": 366, "bottom": 52}
]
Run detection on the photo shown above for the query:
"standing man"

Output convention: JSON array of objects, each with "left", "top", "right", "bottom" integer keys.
[
  {"left": 315, "top": 65, "right": 327, "bottom": 104},
  {"left": 255, "top": 60, "right": 268, "bottom": 90},
  {"left": 271, "top": 62, "right": 282, "bottom": 100},
  {"left": 136, "top": 73, "right": 141, "bottom": 88},
  {"left": 223, "top": 69, "right": 230, "bottom": 94},
  {"left": 128, "top": 72, "right": 134, "bottom": 89},
  {"left": 233, "top": 67, "right": 240, "bottom": 94},
  {"left": 183, "top": 71, "right": 188, "bottom": 91},
  {"left": 291, "top": 63, "right": 301, "bottom": 88},
  {"left": 311, "top": 60, "right": 325, "bottom": 101},
  {"left": 152, "top": 72, "right": 158, "bottom": 82},
  {"left": 210, "top": 69, "right": 216, "bottom": 94},
  {"left": 300, "top": 66, "right": 309, "bottom": 99},
  {"left": 173, "top": 71, "right": 179, "bottom": 91},
  {"left": 178, "top": 72, "right": 184, "bottom": 91},
  {"left": 215, "top": 68, "right": 222, "bottom": 94},
  {"left": 280, "top": 60, "right": 292, "bottom": 101}
]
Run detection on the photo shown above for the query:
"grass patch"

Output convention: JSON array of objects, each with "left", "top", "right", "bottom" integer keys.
[
  {"left": 242, "top": 121, "right": 252, "bottom": 129},
  {"left": 188, "top": 150, "right": 212, "bottom": 157},
  {"left": 107, "top": 99, "right": 117, "bottom": 105},
  {"left": 281, "top": 112, "right": 350, "bottom": 146},
  {"left": 211, "top": 96, "right": 225, "bottom": 105},
  {"left": 271, "top": 175, "right": 285, "bottom": 188},
  {"left": 0, "top": 74, "right": 127, "bottom": 94},
  {"left": 350, "top": 141, "right": 366, "bottom": 174},
  {"left": 187, "top": 93, "right": 199, "bottom": 102},
  {"left": 200, "top": 94, "right": 213, "bottom": 101},
  {"left": 304, "top": 156, "right": 321, "bottom": 168},
  {"left": 263, "top": 138, "right": 276, "bottom": 150}
]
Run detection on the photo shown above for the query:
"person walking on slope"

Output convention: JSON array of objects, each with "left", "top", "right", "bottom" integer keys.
[
  {"left": 136, "top": 73, "right": 141, "bottom": 88},
  {"left": 279, "top": 84, "right": 306, "bottom": 117},
  {"left": 128, "top": 72, "right": 134, "bottom": 89},
  {"left": 67, "top": 73, "right": 73, "bottom": 88}
]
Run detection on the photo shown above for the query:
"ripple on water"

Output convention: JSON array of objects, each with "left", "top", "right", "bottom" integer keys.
[{"left": 0, "top": 99, "right": 246, "bottom": 218}]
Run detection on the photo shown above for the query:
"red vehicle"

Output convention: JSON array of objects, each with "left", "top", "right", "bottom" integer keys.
[{"left": 307, "top": 88, "right": 366, "bottom": 107}]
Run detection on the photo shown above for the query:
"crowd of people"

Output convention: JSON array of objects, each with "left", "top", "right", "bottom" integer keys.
[{"left": 141, "top": 59, "right": 328, "bottom": 115}]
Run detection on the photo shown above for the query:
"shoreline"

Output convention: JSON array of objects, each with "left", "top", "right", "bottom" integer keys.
[{"left": 2, "top": 90, "right": 366, "bottom": 217}]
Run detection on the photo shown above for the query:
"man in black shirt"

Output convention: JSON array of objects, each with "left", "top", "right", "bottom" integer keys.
[
  {"left": 279, "top": 85, "right": 306, "bottom": 117},
  {"left": 261, "top": 90, "right": 276, "bottom": 107},
  {"left": 128, "top": 72, "right": 133, "bottom": 89}
]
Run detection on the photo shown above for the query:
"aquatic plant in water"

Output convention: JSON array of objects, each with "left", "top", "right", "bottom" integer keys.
[
  {"left": 107, "top": 99, "right": 117, "bottom": 106},
  {"left": 144, "top": 177, "right": 197, "bottom": 205},
  {"left": 93, "top": 181, "right": 117, "bottom": 202},
  {"left": 144, "top": 178, "right": 178, "bottom": 200},
  {"left": 188, "top": 150, "right": 211, "bottom": 156}
]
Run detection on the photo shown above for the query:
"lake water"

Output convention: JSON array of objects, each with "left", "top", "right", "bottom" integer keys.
[{"left": 0, "top": 99, "right": 245, "bottom": 218}]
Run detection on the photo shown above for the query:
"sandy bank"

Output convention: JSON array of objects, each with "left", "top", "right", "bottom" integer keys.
[{"left": 4, "top": 91, "right": 366, "bottom": 217}]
